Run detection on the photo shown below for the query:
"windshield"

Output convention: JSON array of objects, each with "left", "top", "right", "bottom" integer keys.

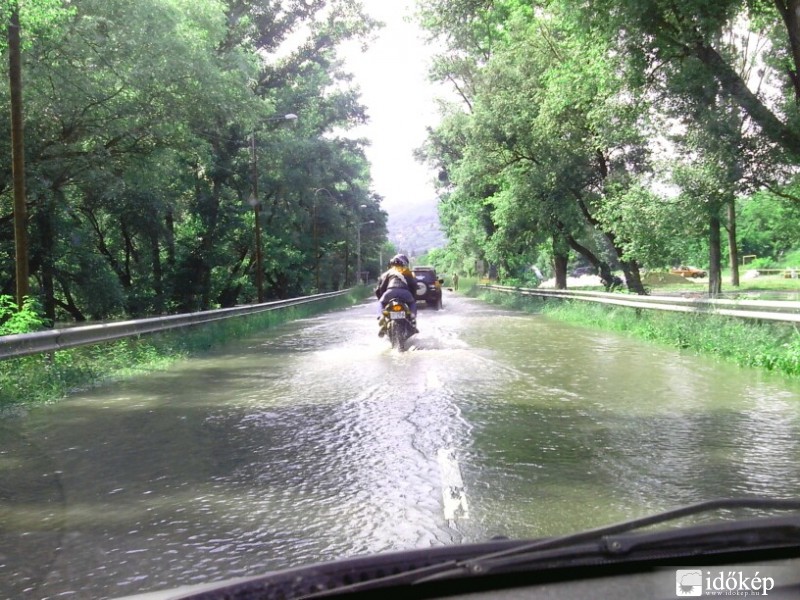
[{"left": 2, "top": 1, "right": 800, "bottom": 600}]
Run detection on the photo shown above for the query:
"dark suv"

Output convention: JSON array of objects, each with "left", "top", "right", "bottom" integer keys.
[{"left": 413, "top": 266, "right": 443, "bottom": 310}]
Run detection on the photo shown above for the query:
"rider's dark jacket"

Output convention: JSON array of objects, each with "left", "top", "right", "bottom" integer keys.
[{"left": 375, "top": 266, "right": 416, "bottom": 301}]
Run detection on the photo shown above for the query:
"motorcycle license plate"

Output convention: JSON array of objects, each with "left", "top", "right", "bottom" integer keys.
[{"left": 389, "top": 312, "right": 405, "bottom": 320}]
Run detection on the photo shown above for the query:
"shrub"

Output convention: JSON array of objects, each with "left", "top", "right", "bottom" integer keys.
[
  {"left": 746, "top": 257, "right": 775, "bottom": 269},
  {"left": 0, "top": 296, "right": 49, "bottom": 335}
]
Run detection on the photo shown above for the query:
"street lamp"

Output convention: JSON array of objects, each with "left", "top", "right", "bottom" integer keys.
[
  {"left": 356, "top": 218, "right": 375, "bottom": 286},
  {"left": 249, "top": 113, "right": 298, "bottom": 303}
]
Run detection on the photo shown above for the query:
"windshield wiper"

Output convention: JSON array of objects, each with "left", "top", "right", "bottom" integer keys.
[
  {"left": 299, "top": 497, "right": 800, "bottom": 598},
  {"left": 424, "top": 497, "right": 800, "bottom": 580}
]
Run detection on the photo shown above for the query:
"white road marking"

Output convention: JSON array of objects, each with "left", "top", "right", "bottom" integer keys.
[{"left": 437, "top": 448, "right": 469, "bottom": 521}]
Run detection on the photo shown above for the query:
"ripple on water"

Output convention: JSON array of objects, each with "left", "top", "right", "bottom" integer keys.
[{"left": 6, "top": 297, "right": 800, "bottom": 599}]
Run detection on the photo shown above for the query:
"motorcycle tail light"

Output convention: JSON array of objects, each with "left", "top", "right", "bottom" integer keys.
[{"left": 391, "top": 304, "right": 403, "bottom": 311}]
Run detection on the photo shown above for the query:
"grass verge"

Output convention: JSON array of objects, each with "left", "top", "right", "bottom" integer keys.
[
  {"left": 1, "top": 289, "right": 368, "bottom": 410},
  {"left": 449, "top": 276, "right": 479, "bottom": 293},
  {"left": 469, "top": 287, "right": 800, "bottom": 378}
]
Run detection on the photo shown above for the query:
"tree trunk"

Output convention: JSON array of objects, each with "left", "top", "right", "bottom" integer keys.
[
  {"left": 165, "top": 210, "right": 175, "bottom": 268},
  {"left": 120, "top": 220, "right": 134, "bottom": 289},
  {"left": 572, "top": 196, "right": 647, "bottom": 294},
  {"left": 216, "top": 245, "right": 249, "bottom": 308},
  {"left": 150, "top": 229, "right": 163, "bottom": 311},
  {"left": 343, "top": 239, "right": 350, "bottom": 288},
  {"left": 727, "top": 198, "right": 739, "bottom": 287},
  {"left": 563, "top": 231, "right": 605, "bottom": 273},
  {"left": 36, "top": 194, "right": 56, "bottom": 323},
  {"left": 774, "top": 0, "right": 800, "bottom": 103},
  {"left": 692, "top": 40, "right": 800, "bottom": 158},
  {"left": 553, "top": 236, "right": 568, "bottom": 290},
  {"left": 620, "top": 259, "right": 647, "bottom": 295},
  {"left": 709, "top": 213, "right": 723, "bottom": 297},
  {"left": 597, "top": 262, "right": 615, "bottom": 289},
  {"left": 8, "top": 6, "right": 28, "bottom": 308},
  {"left": 196, "top": 180, "right": 222, "bottom": 310},
  {"left": 55, "top": 275, "right": 86, "bottom": 321}
]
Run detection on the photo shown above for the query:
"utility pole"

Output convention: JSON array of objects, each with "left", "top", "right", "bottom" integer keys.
[{"left": 9, "top": 4, "right": 28, "bottom": 308}]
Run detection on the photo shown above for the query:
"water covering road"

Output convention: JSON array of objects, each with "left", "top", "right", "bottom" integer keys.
[{"left": 2, "top": 292, "right": 800, "bottom": 599}]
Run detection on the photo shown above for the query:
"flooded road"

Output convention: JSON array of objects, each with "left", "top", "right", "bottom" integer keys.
[{"left": 2, "top": 292, "right": 800, "bottom": 599}]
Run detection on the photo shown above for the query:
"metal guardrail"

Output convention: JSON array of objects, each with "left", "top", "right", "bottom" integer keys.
[
  {"left": 0, "top": 290, "right": 352, "bottom": 360},
  {"left": 482, "top": 285, "right": 800, "bottom": 324}
]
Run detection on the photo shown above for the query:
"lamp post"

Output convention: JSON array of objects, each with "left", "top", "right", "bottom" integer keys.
[
  {"left": 356, "top": 219, "right": 375, "bottom": 285},
  {"left": 249, "top": 113, "right": 297, "bottom": 303}
]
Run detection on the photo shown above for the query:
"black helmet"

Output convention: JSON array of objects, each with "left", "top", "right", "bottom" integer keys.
[{"left": 389, "top": 254, "right": 409, "bottom": 267}]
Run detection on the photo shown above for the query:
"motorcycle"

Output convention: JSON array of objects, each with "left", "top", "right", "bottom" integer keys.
[{"left": 378, "top": 298, "right": 416, "bottom": 351}]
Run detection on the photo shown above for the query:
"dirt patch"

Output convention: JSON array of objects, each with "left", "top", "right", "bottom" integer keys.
[
  {"left": 540, "top": 275, "right": 603, "bottom": 288},
  {"left": 642, "top": 272, "right": 690, "bottom": 285}
]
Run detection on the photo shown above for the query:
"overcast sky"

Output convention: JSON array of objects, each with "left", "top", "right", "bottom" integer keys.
[{"left": 341, "top": 0, "right": 443, "bottom": 216}]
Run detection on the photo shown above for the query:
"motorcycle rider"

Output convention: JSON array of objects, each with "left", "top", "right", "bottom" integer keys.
[{"left": 375, "top": 254, "right": 418, "bottom": 336}]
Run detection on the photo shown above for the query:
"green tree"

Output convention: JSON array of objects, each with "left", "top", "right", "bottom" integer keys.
[
  {"left": 575, "top": 0, "right": 800, "bottom": 158},
  {"left": 417, "top": 1, "right": 654, "bottom": 292},
  {"left": 738, "top": 190, "right": 800, "bottom": 259},
  {"left": 0, "top": 0, "right": 73, "bottom": 307},
  {"left": 417, "top": 0, "right": 800, "bottom": 297},
  {"left": 0, "top": 0, "right": 385, "bottom": 322}
]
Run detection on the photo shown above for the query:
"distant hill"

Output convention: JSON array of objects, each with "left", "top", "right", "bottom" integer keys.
[{"left": 386, "top": 201, "right": 446, "bottom": 259}]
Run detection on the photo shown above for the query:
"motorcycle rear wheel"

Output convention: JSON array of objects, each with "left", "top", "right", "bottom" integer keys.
[{"left": 388, "top": 322, "right": 407, "bottom": 351}]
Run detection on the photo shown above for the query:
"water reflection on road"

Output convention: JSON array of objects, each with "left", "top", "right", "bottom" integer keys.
[{"left": 2, "top": 293, "right": 800, "bottom": 599}]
